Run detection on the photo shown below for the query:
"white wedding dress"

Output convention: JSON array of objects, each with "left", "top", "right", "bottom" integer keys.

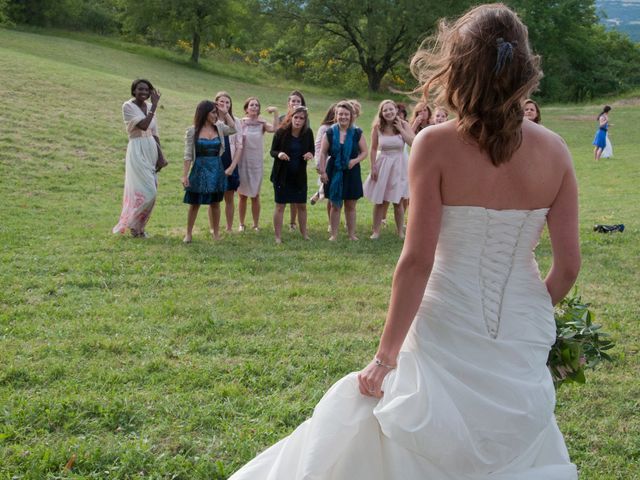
[{"left": 230, "top": 206, "right": 578, "bottom": 479}]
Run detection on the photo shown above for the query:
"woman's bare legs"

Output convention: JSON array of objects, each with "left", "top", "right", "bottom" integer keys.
[
  {"left": 326, "top": 200, "right": 332, "bottom": 232},
  {"left": 344, "top": 200, "right": 358, "bottom": 240},
  {"left": 393, "top": 202, "right": 405, "bottom": 239},
  {"left": 296, "top": 203, "right": 309, "bottom": 240},
  {"left": 184, "top": 204, "right": 200, "bottom": 242},
  {"left": 224, "top": 190, "right": 235, "bottom": 232},
  {"left": 289, "top": 204, "right": 298, "bottom": 231},
  {"left": 207, "top": 202, "right": 221, "bottom": 240},
  {"left": 251, "top": 195, "right": 261, "bottom": 229},
  {"left": 371, "top": 202, "right": 388, "bottom": 239},
  {"left": 273, "top": 203, "right": 286, "bottom": 243},
  {"left": 594, "top": 147, "right": 603, "bottom": 161},
  {"left": 329, "top": 203, "right": 341, "bottom": 241},
  {"left": 238, "top": 194, "right": 248, "bottom": 231}
]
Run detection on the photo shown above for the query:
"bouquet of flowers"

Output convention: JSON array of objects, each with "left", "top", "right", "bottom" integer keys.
[{"left": 548, "top": 289, "right": 615, "bottom": 389}]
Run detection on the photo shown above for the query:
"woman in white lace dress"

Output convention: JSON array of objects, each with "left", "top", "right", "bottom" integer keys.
[{"left": 230, "top": 4, "right": 581, "bottom": 479}]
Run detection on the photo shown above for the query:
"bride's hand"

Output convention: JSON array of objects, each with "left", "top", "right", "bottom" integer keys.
[{"left": 357, "top": 359, "right": 393, "bottom": 398}]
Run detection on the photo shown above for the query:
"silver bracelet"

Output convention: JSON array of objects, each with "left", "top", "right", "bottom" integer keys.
[{"left": 374, "top": 357, "right": 396, "bottom": 370}]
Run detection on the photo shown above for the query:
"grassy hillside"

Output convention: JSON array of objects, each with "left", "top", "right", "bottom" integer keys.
[{"left": 1, "top": 28, "right": 639, "bottom": 479}]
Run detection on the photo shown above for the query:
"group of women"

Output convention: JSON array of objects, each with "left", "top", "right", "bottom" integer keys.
[
  {"left": 112, "top": 5, "right": 586, "bottom": 478},
  {"left": 111, "top": 86, "right": 394, "bottom": 242},
  {"left": 112, "top": 82, "right": 550, "bottom": 244}
]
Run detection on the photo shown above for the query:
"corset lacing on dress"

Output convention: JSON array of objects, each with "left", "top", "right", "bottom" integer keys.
[{"left": 479, "top": 210, "right": 532, "bottom": 338}]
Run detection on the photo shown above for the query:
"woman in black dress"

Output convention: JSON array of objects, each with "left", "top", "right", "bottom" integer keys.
[{"left": 270, "top": 106, "right": 315, "bottom": 243}]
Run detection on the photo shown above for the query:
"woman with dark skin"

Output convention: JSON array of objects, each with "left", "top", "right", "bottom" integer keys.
[
  {"left": 113, "top": 79, "right": 161, "bottom": 238},
  {"left": 270, "top": 106, "right": 315, "bottom": 243}
]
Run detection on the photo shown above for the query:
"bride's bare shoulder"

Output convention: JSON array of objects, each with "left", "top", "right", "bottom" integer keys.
[{"left": 521, "top": 121, "right": 572, "bottom": 167}]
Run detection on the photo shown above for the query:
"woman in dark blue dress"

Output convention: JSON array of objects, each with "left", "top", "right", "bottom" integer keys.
[
  {"left": 181, "top": 100, "right": 237, "bottom": 242},
  {"left": 215, "top": 92, "right": 244, "bottom": 232},
  {"left": 270, "top": 105, "right": 315, "bottom": 243},
  {"left": 318, "top": 101, "right": 369, "bottom": 241}
]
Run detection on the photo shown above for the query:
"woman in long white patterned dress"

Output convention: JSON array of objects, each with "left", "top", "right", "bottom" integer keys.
[
  {"left": 229, "top": 4, "right": 581, "bottom": 479},
  {"left": 113, "top": 79, "right": 161, "bottom": 237}
]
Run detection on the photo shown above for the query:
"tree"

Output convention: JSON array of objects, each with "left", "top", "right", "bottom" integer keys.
[
  {"left": 262, "top": 0, "right": 472, "bottom": 92},
  {"left": 508, "top": 0, "right": 640, "bottom": 101},
  {"left": 121, "top": 0, "right": 227, "bottom": 63}
]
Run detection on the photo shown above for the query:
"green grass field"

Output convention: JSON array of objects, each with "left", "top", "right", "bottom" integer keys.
[{"left": 1, "top": 28, "right": 639, "bottom": 479}]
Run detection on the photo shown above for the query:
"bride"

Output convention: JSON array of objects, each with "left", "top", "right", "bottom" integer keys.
[{"left": 230, "top": 4, "right": 581, "bottom": 479}]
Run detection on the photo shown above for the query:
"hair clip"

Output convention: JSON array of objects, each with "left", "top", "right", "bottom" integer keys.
[{"left": 494, "top": 38, "right": 517, "bottom": 75}]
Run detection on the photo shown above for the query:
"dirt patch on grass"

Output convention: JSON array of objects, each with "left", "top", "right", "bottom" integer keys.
[
  {"left": 613, "top": 97, "right": 640, "bottom": 106},
  {"left": 559, "top": 115, "right": 594, "bottom": 122}
]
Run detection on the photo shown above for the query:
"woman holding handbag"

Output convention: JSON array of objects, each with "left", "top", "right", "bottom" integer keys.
[{"left": 113, "top": 78, "right": 162, "bottom": 238}]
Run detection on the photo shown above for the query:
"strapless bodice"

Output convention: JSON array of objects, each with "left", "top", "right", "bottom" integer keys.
[
  {"left": 428, "top": 205, "right": 552, "bottom": 341},
  {"left": 378, "top": 133, "right": 404, "bottom": 153}
]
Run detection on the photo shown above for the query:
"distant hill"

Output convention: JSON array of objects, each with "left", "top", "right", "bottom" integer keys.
[{"left": 597, "top": 0, "right": 640, "bottom": 42}]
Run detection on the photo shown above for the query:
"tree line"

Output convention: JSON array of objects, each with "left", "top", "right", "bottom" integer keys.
[{"left": 3, "top": 0, "right": 639, "bottom": 101}]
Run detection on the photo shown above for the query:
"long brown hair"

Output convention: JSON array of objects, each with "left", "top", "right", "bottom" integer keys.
[
  {"left": 278, "top": 106, "right": 310, "bottom": 134},
  {"left": 214, "top": 91, "right": 235, "bottom": 120},
  {"left": 372, "top": 100, "right": 400, "bottom": 134},
  {"left": 410, "top": 101, "right": 432, "bottom": 133},
  {"left": 320, "top": 102, "right": 338, "bottom": 126},
  {"left": 410, "top": 4, "right": 542, "bottom": 166},
  {"left": 193, "top": 100, "right": 216, "bottom": 140}
]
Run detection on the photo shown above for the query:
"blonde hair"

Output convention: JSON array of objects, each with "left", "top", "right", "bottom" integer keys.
[
  {"left": 410, "top": 3, "right": 542, "bottom": 165},
  {"left": 335, "top": 101, "right": 356, "bottom": 128},
  {"left": 347, "top": 99, "right": 361, "bottom": 118}
]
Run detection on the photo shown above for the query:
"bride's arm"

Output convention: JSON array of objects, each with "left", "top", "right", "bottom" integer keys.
[
  {"left": 545, "top": 140, "right": 581, "bottom": 305},
  {"left": 358, "top": 129, "right": 443, "bottom": 398}
]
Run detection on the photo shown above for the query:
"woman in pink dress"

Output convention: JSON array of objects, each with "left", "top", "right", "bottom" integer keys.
[
  {"left": 237, "top": 97, "right": 279, "bottom": 231},
  {"left": 364, "top": 100, "right": 415, "bottom": 239}
]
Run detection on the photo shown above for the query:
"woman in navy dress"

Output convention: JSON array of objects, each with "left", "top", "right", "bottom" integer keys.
[
  {"left": 270, "top": 106, "right": 315, "bottom": 243},
  {"left": 181, "top": 100, "right": 237, "bottom": 242},
  {"left": 319, "top": 100, "right": 368, "bottom": 241},
  {"left": 215, "top": 92, "right": 244, "bottom": 232}
]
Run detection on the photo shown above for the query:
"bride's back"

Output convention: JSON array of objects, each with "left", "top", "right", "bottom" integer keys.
[
  {"left": 425, "top": 118, "right": 571, "bottom": 211},
  {"left": 405, "top": 4, "right": 579, "bottom": 306}
]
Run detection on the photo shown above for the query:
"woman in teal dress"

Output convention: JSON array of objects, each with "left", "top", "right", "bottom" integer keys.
[
  {"left": 181, "top": 100, "right": 237, "bottom": 242},
  {"left": 318, "top": 101, "right": 369, "bottom": 241}
]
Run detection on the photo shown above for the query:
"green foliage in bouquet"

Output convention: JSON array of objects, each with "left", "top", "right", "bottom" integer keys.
[{"left": 548, "top": 289, "right": 615, "bottom": 389}]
